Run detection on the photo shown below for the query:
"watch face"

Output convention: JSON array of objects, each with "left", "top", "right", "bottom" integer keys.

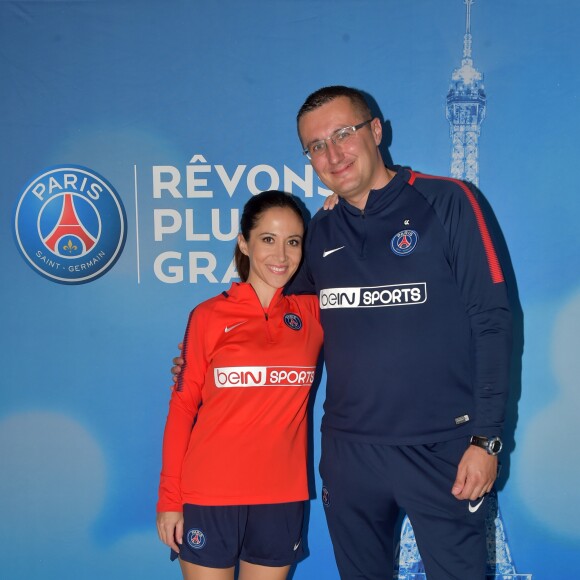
[{"left": 489, "top": 438, "right": 502, "bottom": 454}]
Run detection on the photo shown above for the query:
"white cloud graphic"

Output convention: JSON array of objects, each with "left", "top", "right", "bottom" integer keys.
[
  {"left": 518, "top": 290, "right": 580, "bottom": 537},
  {"left": 0, "top": 411, "right": 178, "bottom": 578}
]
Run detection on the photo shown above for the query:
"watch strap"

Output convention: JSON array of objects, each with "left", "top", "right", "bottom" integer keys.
[{"left": 470, "top": 435, "right": 502, "bottom": 456}]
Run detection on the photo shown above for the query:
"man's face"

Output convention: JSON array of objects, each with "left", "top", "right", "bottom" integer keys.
[{"left": 298, "top": 96, "right": 385, "bottom": 209}]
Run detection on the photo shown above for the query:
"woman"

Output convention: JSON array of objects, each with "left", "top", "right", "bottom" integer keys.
[{"left": 157, "top": 190, "right": 323, "bottom": 580}]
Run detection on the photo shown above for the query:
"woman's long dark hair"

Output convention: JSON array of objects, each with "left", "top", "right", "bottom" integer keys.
[{"left": 235, "top": 190, "right": 305, "bottom": 282}]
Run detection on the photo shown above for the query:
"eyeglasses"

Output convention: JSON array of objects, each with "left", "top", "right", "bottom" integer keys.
[{"left": 302, "top": 119, "right": 373, "bottom": 159}]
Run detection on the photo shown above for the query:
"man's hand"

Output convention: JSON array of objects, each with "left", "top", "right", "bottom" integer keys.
[
  {"left": 171, "top": 342, "right": 184, "bottom": 384},
  {"left": 451, "top": 445, "right": 498, "bottom": 501},
  {"left": 322, "top": 193, "right": 339, "bottom": 211},
  {"left": 156, "top": 511, "right": 184, "bottom": 552}
]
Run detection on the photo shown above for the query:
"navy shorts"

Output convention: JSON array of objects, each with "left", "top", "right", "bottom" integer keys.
[
  {"left": 172, "top": 502, "right": 306, "bottom": 568},
  {"left": 320, "top": 435, "right": 489, "bottom": 580}
]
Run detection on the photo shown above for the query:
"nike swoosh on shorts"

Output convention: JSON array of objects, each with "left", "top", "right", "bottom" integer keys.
[{"left": 468, "top": 496, "right": 485, "bottom": 513}]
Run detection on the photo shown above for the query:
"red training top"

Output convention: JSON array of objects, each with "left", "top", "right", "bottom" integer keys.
[{"left": 157, "top": 282, "right": 323, "bottom": 511}]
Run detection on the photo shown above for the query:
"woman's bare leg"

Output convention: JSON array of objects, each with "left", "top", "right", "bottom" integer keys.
[
  {"left": 179, "top": 559, "right": 235, "bottom": 580},
  {"left": 238, "top": 561, "right": 290, "bottom": 580}
]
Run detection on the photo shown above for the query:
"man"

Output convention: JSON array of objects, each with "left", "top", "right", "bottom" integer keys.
[{"left": 174, "top": 86, "right": 512, "bottom": 579}]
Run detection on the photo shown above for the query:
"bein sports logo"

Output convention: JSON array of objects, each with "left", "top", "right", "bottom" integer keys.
[
  {"left": 13, "top": 165, "right": 127, "bottom": 284},
  {"left": 319, "top": 282, "right": 427, "bottom": 309},
  {"left": 214, "top": 366, "right": 316, "bottom": 388}
]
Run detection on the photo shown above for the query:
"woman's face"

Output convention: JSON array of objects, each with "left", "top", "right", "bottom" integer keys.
[{"left": 238, "top": 206, "right": 304, "bottom": 297}]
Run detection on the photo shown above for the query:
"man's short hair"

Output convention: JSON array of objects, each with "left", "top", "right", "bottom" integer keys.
[{"left": 297, "top": 86, "right": 372, "bottom": 128}]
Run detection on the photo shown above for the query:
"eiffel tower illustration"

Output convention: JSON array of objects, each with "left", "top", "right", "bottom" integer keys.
[
  {"left": 396, "top": 491, "right": 531, "bottom": 579},
  {"left": 396, "top": 3, "right": 531, "bottom": 578},
  {"left": 43, "top": 193, "right": 97, "bottom": 256},
  {"left": 446, "top": 0, "right": 486, "bottom": 186}
]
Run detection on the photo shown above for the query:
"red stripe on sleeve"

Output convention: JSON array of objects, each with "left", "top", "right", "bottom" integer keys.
[{"left": 409, "top": 171, "right": 504, "bottom": 284}]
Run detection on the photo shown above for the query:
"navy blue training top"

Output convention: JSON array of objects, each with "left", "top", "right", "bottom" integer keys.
[{"left": 288, "top": 166, "right": 512, "bottom": 445}]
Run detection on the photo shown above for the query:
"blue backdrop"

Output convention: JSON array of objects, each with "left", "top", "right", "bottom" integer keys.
[{"left": 1, "top": 1, "right": 579, "bottom": 578}]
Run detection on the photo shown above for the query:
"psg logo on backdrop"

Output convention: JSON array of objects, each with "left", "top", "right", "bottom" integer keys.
[
  {"left": 187, "top": 528, "right": 206, "bottom": 550},
  {"left": 13, "top": 165, "right": 127, "bottom": 284},
  {"left": 390, "top": 229, "right": 419, "bottom": 256}
]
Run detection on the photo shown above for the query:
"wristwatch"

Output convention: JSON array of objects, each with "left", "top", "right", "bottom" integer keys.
[{"left": 470, "top": 435, "right": 503, "bottom": 456}]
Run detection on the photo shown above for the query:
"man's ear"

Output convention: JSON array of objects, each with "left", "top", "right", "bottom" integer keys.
[{"left": 371, "top": 117, "right": 382, "bottom": 146}]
